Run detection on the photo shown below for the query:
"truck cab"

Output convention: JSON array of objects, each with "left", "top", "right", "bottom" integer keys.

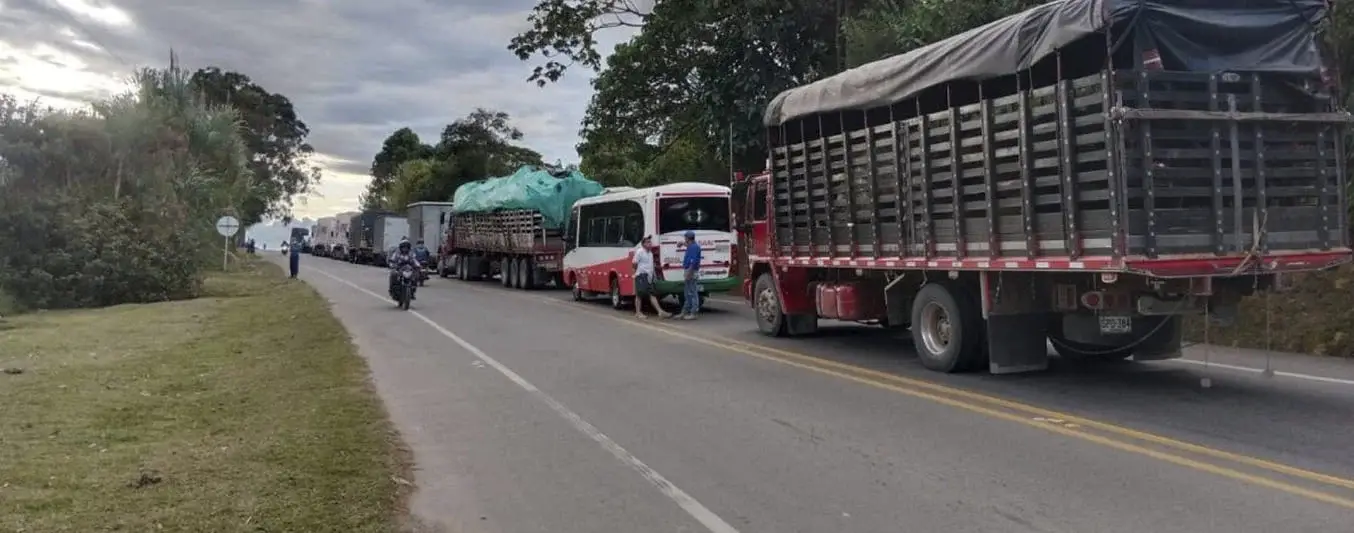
[{"left": 730, "top": 172, "right": 772, "bottom": 301}]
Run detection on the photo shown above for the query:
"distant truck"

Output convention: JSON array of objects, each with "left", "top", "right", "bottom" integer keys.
[
  {"left": 348, "top": 211, "right": 408, "bottom": 265},
  {"left": 291, "top": 227, "right": 310, "bottom": 247},
  {"left": 406, "top": 201, "right": 455, "bottom": 261},
  {"left": 442, "top": 166, "right": 604, "bottom": 289},
  {"left": 310, "top": 216, "right": 336, "bottom": 256},
  {"left": 734, "top": 0, "right": 1350, "bottom": 375},
  {"left": 331, "top": 211, "right": 358, "bottom": 259}
]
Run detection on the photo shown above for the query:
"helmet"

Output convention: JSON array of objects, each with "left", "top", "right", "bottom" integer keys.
[{"left": 398, "top": 241, "right": 412, "bottom": 251}]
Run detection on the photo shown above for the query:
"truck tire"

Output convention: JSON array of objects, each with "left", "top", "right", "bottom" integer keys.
[
  {"left": 753, "top": 274, "right": 787, "bottom": 336},
  {"left": 501, "top": 258, "right": 514, "bottom": 287},
  {"left": 910, "top": 283, "right": 984, "bottom": 373},
  {"left": 609, "top": 277, "right": 626, "bottom": 310},
  {"left": 456, "top": 255, "right": 467, "bottom": 281},
  {"left": 518, "top": 257, "right": 535, "bottom": 290}
]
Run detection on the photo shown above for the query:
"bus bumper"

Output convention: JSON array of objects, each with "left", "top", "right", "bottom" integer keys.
[{"left": 653, "top": 276, "right": 741, "bottom": 296}]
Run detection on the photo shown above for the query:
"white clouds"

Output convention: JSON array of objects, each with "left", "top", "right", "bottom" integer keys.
[
  {"left": 48, "top": 0, "right": 134, "bottom": 28},
  {"left": 0, "top": 0, "right": 639, "bottom": 219}
]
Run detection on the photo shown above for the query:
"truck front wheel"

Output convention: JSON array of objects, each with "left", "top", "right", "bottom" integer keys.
[
  {"left": 753, "top": 274, "right": 786, "bottom": 336},
  {"left": 910, "top": 283, "right": 984, "bottom": 373}
]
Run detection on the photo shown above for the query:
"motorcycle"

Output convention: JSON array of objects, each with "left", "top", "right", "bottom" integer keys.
[{"left": 391, "top": 265, "right": 416, "bottom": 310}]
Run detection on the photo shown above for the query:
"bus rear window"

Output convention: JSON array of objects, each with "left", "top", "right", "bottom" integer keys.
[{"left": 658, "top": 197, "right": 730, "bottom": 234}]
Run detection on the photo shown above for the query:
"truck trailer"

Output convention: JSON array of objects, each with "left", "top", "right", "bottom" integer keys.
[
  {"left": 443, "top": 166, "right": 605, "bottom": 289},
  {"left": 736, "top": 0, "right": 1350, "bottom": 375},
  {"left": 407, "top": 201, "right": 454, "bottom": 260},
  {"left": 331, "top": 211, "right": 358, "bottom": 259},
  {"left": 348, "top": 211, "right": 408, "bottom": 265}
]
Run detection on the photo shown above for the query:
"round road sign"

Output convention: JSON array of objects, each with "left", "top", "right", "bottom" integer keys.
[{"left": 215, "top": 215, "right": 241, "bottom": 237}]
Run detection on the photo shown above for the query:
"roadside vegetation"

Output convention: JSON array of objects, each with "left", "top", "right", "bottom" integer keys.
[
  {"left": 1, "top": 59, "right": 408, "bottom": 530},
  {"left": 0, "top": 258, "right": 407, "bottom": 532},
  {"left": 0, "top": 59, "right": 319, "bottom": 312}
]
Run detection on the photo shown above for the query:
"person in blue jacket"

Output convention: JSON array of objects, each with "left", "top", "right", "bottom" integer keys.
[
  {"left": 678, "top": 230, "right": 702, "bottom": 320},
  {"left": 288, "top": 239, "right": 301, "bottom": 278}
]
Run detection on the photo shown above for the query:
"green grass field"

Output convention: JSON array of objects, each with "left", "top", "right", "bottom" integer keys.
[{"left": 0, "top": 258, "right": 409, "bottom": 532}]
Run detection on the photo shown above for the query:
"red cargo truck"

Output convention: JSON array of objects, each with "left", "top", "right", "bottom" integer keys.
[{"left": 733, "top": 0, "right": 1350, "bottom": 374}]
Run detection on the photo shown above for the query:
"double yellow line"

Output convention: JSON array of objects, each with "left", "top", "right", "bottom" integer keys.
[{"left": 462, "top": 280, "right": 1354, "bottom": 509}]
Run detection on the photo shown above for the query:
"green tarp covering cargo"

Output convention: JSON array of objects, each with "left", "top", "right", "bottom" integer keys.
[
  {"left": 451, "top": 166, "right": 604, "bottom": 230},
  {"left": 444, "top": 166, "right": 604, "bottom": 285}
]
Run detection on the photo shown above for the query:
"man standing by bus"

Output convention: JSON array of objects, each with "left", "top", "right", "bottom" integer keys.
[
  {"left": 679, "top": 230, "right": 702, "bottom": 320},
  {"left": 631, "top": 235, "right": 670, "bottom": 319}
]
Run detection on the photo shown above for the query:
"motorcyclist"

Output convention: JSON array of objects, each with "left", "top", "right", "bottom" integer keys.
[
  {"left": 388, "top": 240, "right": 421, "bottom": 299},
  {"left": 413, "top": 240, "right": 431, "bottom": 264}
]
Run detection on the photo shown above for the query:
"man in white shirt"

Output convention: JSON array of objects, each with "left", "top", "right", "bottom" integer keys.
[{"left": 632, "top": 235, "right": 671, "bottom": 318}]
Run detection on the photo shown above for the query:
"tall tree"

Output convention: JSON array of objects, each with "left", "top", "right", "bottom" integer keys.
[
  {"left": 362, "top": 128, "right": 431, "bottom": 210},
  {"left": 363, "top": 109, "right": 546, "bottom": 210},
  {"left": 573, "top": 0, "right": 844, "bottom": 184},
  {"left": 509, "top": 0, "right": 651, "bottom": 86},
  {"left": 190, "top": 67, "right": 321, "bottom": 224}
]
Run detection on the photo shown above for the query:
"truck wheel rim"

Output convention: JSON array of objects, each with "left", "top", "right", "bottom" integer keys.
[
  {"left": 918, "top": 301, "right": 952, "bottom": 355},
  {"left": 756, "top": 287, "right": 778, "bottom": 324}
]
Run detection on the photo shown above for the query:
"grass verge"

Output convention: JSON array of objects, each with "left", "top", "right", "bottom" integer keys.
[
  {"left": 1184, "top": 264, "right": 1354, "bottom": 357},
  {"left": 0, "top": 258, "right": 409, "bottom": 532}
]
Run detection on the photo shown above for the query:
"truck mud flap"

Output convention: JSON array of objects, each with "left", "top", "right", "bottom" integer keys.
[{"left": 986, "top": 314, "right": 1049, "bottom": 374}]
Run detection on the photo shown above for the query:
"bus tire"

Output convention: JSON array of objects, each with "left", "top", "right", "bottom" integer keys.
[{"left": 609, "top": 276, "right": 626, "bottom": 310}]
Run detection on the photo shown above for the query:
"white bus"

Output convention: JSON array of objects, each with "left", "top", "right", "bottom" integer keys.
[{"left": 563, "top": 182, "right": 738, "bottom": 309}]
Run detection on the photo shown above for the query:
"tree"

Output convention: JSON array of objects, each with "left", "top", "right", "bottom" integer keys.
[
  {"left": 0, "top": 62, "right": 254, "bottom": 310},
  {"left": 574, "top": 0, "right": 845, "bottom": 185},
  {"left": 190, "top": 67, "right": 321, "bottom": 224},
  {"left": 509, "top": 0, "right": 651, "bottom": 86},
  {"left": 363, "top": 109, "right": 546, "bottom": 210},
  {"left": 362, "top": 128, "right": 431, "bottom": 210}
]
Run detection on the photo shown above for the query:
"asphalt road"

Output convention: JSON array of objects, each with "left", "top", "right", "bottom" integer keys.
[{"left": 285, "top": 255, "right": 1354, "bottom": 533}]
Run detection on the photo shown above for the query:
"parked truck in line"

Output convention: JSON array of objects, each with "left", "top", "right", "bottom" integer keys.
[
  {"left": 733, "top": 0, "right": 1350, "bottom": 375},
  {"left": 311, "top": 216, "right": 336, "bottom": 256},
  {"left": 348, "top": 211, "right": 408, "bottom": 266},
  {"left": 407, "top": 201, "right": 455, "bottom": 261},
  {"left": 442, "top": 165, "right": 605, "bottom": 289},
  {"left": 330, "top": 211, "right": 358, "bottom": 259}
]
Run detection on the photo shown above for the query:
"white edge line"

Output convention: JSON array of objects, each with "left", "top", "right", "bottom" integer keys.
[
  {"left": 1168, "top": 358, "right": 1354, "bottom": 387},
  {"left": 309, "top": 268, "right": 739, "bottom": 533}
]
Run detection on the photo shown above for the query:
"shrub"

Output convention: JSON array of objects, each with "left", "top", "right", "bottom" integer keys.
[{"left": 0, "top": 195, "right": 203, "bottom": 310}]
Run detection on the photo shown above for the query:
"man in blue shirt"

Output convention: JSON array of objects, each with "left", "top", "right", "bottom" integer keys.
[{"left": 679, "top": 230, "right": 702, "bottom": 320}]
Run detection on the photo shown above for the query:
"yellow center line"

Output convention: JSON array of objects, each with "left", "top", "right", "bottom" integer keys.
[{"left": 438, "top": 278, "right": 1354, "bottom": 505}]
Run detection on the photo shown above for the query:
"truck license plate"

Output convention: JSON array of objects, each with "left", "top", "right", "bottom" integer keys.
[{"left": 1098, "top": 315, "right": 1132, "bottom": 334}]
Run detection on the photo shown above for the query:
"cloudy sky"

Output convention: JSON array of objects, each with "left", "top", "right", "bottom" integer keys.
[{"left": 0, "top": 0, "right": 637, "bottom": 218}]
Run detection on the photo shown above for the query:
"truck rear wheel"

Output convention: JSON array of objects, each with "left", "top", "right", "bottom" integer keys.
[
  {"left": 502, "top": 258, "right": 514, "bottom": 287},
  {"left": 456, "top": 255, "right": 467, "bottom": 281},
  {"left": 513, "top": 258, "right": 525, "bottom": 289},
  {"left": 518, "top": 257, "right": 535, "bottom": 290},
  {"left": 910, "top": 283, "right": 984, "bottom": 373}
]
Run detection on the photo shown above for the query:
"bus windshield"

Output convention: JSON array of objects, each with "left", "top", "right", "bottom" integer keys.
[{"left": 658, "top": 197, "right": 730, "bottom": 234}]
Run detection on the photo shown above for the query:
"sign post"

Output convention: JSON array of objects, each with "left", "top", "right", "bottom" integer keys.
[{"left": 215, "top": 215, "right": 241, "bottom": 271}]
